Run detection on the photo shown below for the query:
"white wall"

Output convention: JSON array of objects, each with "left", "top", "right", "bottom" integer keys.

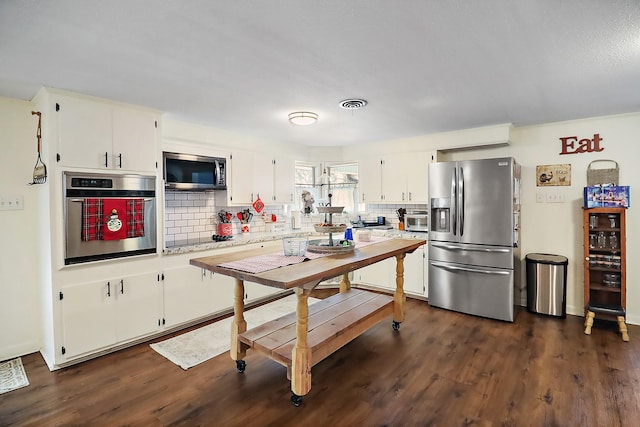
[
  {"left": 0, "top": 97, "right": 43, "bottom": 360},
  {"left": 436, "top": 113, "right": 640, "bottom": 322}
]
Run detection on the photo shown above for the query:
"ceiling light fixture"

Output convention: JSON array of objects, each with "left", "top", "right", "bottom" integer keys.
[{"left": 288, "top": 111, "right": 318, "bottom": 126}]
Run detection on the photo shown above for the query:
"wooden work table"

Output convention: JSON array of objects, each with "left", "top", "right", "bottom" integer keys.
[{"left": 190, "top": 237, "right": 426, "bottom": 406}]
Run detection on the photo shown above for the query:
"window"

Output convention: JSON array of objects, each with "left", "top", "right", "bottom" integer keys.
[{"left": 294, "top": 162, "right": 358, "bottom": 214}]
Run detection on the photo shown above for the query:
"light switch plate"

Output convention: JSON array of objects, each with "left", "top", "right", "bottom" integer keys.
[
  {"left": 0, "top": 195, "right": 24, "bottom": 210},
  {"left": 546, "top": 193, "right": 565, "bottom": 203}
]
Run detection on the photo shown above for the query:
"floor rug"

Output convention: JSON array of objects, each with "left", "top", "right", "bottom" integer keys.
[
  {"left": 0, "top": 357, "right": 29, "bottom": 395},
  {"left": 151, "top": 295, "right": 320, "bottom": 370}
]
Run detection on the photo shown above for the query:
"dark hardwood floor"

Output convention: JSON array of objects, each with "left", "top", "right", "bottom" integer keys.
[{"left": 2, "top": 297, "right": 640, "bottom": 426}]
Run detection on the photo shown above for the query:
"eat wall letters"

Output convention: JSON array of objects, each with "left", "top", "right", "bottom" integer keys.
[{"left": 559, "top": 133, "right": 604, "bottom": 155}]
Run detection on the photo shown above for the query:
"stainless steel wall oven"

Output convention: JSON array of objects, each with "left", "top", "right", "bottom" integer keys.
[{"left": 64, "top": 172, "right": 157, "bottom": 265}]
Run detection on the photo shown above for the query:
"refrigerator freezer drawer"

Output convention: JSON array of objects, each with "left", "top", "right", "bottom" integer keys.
[
  {"left": 429, "top": 241, "right": 514, "bottom": 270},
  {"left": 428, "top": 260, "right": 514, "bottom": 322}
]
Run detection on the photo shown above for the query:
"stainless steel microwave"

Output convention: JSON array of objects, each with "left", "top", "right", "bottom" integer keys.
[
  {"left": 404, "top": 212, "right": 428, "bottom": 232},
  {"left": 163, "top": 152, "right": 227, "bottom": 191}
]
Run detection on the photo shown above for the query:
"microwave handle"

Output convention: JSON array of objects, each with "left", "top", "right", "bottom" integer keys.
[{"left": 214, "top": 160, "right": 221, "bottom": 187}]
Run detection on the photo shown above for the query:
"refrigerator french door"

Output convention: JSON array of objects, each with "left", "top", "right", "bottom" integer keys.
[{"left": 428, "top": 157, "right": 520, "bottom": 322}]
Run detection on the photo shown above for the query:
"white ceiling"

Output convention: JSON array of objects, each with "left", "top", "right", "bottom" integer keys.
[{"left": 1, "top": 1, "right": 639, "bottom": 147}]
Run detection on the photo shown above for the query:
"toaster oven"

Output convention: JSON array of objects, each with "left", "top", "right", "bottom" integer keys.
[{"left": 404, "top": 212, "right": 428, "bottom": 232}]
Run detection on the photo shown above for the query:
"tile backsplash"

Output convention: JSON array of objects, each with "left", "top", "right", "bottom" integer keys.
[
  {"left": 164, "top": 191, "right": 218, "bottom": 246},
  {"left": 164, "top": 190, "right": 288, "bottom": 246},
  {"left": 164, "top": 191, "right": 426, "bottom": 246}
]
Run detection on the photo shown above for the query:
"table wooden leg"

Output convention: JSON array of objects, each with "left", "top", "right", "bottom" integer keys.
[
  {"left": 618, "top": 316, "right": 629, "bottom": 342},
  {"left": 291, "top": 287, "right": 312, "bottom": 401},
  {"left": 584, "top": 310, "right": 595, "bottom": 335},
  {"left": 230, "top": 278, "right": 247, "bottom": 363},
  {"left": 393, "top": 253, "right": 406, "bottom": 327},
  {"left": 339, "top": 272, "right": 351, "bottom": 293}
]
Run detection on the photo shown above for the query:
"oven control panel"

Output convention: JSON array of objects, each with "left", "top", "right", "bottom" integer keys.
[{"left": 70, "top": 178, "right": 113, "bottom": 188}]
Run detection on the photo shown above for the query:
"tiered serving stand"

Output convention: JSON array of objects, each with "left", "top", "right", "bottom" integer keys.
[{"left": 308, "top": 206, "right": 355, "bottom": 253}]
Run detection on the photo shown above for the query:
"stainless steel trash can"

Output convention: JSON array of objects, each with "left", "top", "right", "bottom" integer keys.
[{"left": 526, "top": 253, "right": 568, "bottom": 317}]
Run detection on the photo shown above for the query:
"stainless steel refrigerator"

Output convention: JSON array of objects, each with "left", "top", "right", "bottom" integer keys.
[{"left": 428, "top": 157, "right": 521, "bottom": 322}]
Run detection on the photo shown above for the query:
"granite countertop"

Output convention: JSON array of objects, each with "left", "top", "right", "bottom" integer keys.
[{"left": 163, "top": 228, "right": 427, "bottom": 255}]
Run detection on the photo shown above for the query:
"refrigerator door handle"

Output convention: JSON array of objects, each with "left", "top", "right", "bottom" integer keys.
[
  {"left": 451, "top": 168, "right": 457, "bottom": 235},
  {"left": 431, "top": 261, "right": 510, "bottom": 275},
  {"left": 459, "top": 167, "right": 465, "bottom": 236},
  {"left": 431, "top": 243, "right": 511, "bottom": 253}
]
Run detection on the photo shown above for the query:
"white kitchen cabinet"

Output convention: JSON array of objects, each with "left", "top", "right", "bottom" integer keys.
[
  {"left": 57, "top": 95, "right": 113, "bottom": 169},
  {"left": 162, "top": 240, "right": 282, "bottom": 328},
  {"left": 403, "top": 245, "right": 426, "bottom": 296},
  {"left": 227, "top": 150, "right": 255, "bottom": 204},
  {"left": 381, "top": 155, "right": 407, "bottom": 203},
  {"left": 60, "top": 271, "right": 161, "bottom": 359},
  {"left": 273, "top": 156, "right": 295, "bottom": 204},
  {"left": 213, "top": 273, "right": 281, "bottom": 304},
  {"left": 355, "top": 257, "right": 394, "bottom": 290},
  {"left": 358, "top": 157, "right": 383, "bottom": 203},
  {"left": 55, "top": 93, "right": 158, "bottom": 172},
  {"left": 112, "top": 108, "right": 158, "bottom": 172},
  {"left": 226, "top": 151, "right": 294, "bottom": 205},
  {"left": 217, "top": 240, "right": 285, "bottom": 303},
  {"left": 162, "top": 265, "right": 234, "bottom": 328},
  {"left": 405, "top": 152, "right": 430, "bottom": 204},
  {"left": 354, "top": 244, "right": 426, "bottom": 297},
  {"left": 253, "top": 155, "right": 274, "bottom": 203},
  {"left": 359, "top": 153, "right": 429, "bottom": 204}
]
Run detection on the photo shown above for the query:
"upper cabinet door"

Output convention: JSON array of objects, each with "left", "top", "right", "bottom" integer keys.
[
  {"left": 358, "top": 157, "right": 383, "bottom": 203},
  {"left": 253, "top": 155, "right": 274, "bottom": 203},
  {"left": 228, "top": 151, "right": 255, "bottom": 204},
  {"left": 57, "top": 96, "right": 113, "bottom": 169},
  {"left": 406, "top": 151, "right": 429, "bottom": 203},
  {"left": 56, "top": 94, "right": 158, "bottom": 172},
  {"left": 112, "top": 108, "right": 158, "bottom": 172},
  {"left": 381, "top": 154, "right": 407, "bottom": 203},
  {"left": 273, "top": 156, "right": 294, "bottom": 204}
]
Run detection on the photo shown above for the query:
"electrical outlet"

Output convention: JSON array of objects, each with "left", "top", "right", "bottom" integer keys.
[
  {"left": 0, "top": 195, "right": 24, "bottom": 210},
  {"left": 536, "top": 193, "right": 545, "bottom": 203}
]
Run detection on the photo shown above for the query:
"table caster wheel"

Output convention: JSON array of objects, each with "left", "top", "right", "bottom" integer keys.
[
  {"left": 392, "top": 320, "right": 401, "bottom": 331},
  {"left": 291, "top": 393, "right": 303, "bottom": 407},
  {"left": 236, "top": 360, "right": 246, "bottom": 373}
]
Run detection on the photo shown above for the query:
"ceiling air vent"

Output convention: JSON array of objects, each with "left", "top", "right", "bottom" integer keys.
[{"left": 339, "top": 99, "right": 368, "bottom": 109}]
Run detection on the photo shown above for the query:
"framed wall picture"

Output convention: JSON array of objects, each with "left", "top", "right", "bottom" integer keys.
[{"left": 536, "top": 164, "right": 571, "bottom": 186}]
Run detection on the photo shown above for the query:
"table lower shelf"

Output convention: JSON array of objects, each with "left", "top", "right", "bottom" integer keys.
[{"left": 239, "top": 288, "right": 394, "bottom": 370}]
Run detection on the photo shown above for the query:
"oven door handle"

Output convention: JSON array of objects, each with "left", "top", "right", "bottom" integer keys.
[{"left": 69, "top": 198, "right": 154, "bottom": 202}]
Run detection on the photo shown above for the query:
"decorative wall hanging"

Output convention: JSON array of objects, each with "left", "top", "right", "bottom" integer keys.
[
  {"left": 536, "top": 164, "right": 571, "bottom": 186},
  {"left": 559, "top": 133, "right": 604, "bottom": 155}
]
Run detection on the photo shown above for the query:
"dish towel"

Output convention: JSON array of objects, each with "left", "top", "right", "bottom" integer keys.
[
  {"left": 126, "top": 199, "right": 145, "bottom": 238},
  {"left": 82, "top": 198, "right": 145, "bottom": 241},
  {"left": 82, "top": 198, "right": 104, "bottom": 241},
  {"left": 103, "top": 199, "right": 128, "bottom": 240}
]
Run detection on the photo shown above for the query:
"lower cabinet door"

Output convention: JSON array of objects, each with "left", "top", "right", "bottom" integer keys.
[
  {"left": 61, "top": 272, "right": 161, "bottom": 359},
  {"left": 403, "top": 246, "right": 425, "bottom": 296},
  {"left": 355, "top": 258, "right": 393, "bottom": 290},
  {"left": 61, "top": 281, "right": 117, "bottom": 358},
  {"left": 114, "top": 272, "right": 161, "bottom": 342},
  {"left": 162, "top": 265, "right": 218, "bottom": 328}
]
